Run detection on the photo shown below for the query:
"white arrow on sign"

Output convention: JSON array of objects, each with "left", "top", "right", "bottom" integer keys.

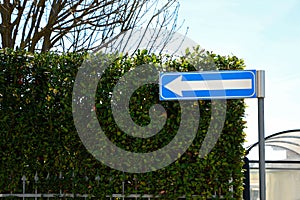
[{"left": 164, "top": 75, "right": 252, "bottom": 96}]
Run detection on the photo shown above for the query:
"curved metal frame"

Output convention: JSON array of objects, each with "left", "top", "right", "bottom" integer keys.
[{"left": 246, "top": 129, "right": 300, "bottom": 155}]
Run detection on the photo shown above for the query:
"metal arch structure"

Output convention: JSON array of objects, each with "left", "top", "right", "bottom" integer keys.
[
  {"left": 246, "top": 129, "right": 300, "bottom": 156},
  {"left": 243, "top": 129, "right": 300, "bottom": 200}
]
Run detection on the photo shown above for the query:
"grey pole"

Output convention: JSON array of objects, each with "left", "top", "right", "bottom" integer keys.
[{"left": 257, "top": 70, "right": 266, "bottom": 200}]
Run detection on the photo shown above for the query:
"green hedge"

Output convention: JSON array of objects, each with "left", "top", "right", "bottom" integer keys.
[{"left": 0, "top": 48, "right": 246, "bottom": 199}]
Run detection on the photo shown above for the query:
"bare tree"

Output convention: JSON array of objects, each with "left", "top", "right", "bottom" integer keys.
[{"left": 0, "top": 0, "right": 180, "bottom": 52}]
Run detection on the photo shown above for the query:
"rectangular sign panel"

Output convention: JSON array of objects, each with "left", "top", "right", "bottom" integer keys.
[{"left": 159, "top": 70, "right": 256, "bottom": 100}]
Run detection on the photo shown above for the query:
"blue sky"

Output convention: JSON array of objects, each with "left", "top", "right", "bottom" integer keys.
[{"left": 178, "top": 0, "right": 300, "bottom": 156}]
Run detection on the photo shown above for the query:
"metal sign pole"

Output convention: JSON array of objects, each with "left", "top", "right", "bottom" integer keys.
[
  {"left": 257, "top": 70, "right": 266, "bottom": 200},
  {"left": 159, "top": 69, "right": 266, "bottom": 198}
]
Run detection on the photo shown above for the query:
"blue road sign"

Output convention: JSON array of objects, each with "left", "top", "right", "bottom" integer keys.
[{"left": 159, "top": 70, "right": 256, "bottom": 100}]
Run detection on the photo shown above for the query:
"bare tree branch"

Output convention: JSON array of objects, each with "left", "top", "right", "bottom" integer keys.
[{"left": 0, "top": 0, "right": 181, "bottom": 52}]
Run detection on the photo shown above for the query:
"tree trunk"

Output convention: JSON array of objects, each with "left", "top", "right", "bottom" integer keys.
[
  {"left": 0, "top": 0, "right": 14, "bottom": 48},
  {"left": 42, "top": 32, "right": 52, "bottom": 52}
]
